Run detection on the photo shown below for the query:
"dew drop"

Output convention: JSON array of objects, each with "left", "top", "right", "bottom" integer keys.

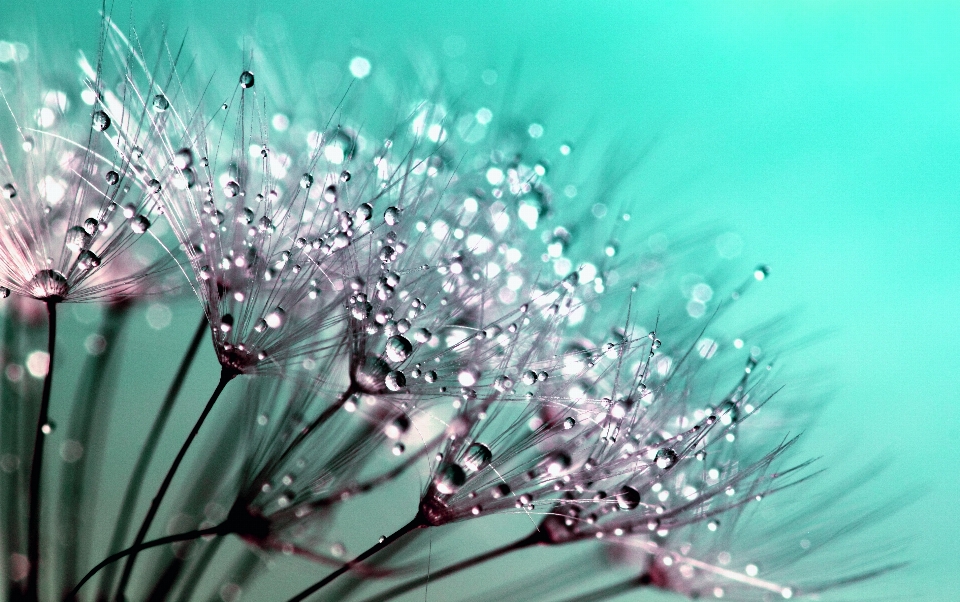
[
  {"left": 147, "top": 179, "right": 162, "bottom": 195},
  {"left": 384, "top": 414, "right": 410, "bottom": 439},
  {"left": 265, "top": 307, "right": 286, "bottom": 329},
  {"left": 434, "top": 463, "right": 466, "bottom": 495},
  {"left": 423, "top": 370, "right": 438, "bottom": 383},
  {"left": 2, "top": 183, "right": 16, "bottom": 199},
  {"left": 83, "top": 218, "right": 99, "bottom": 235},
  {"left": 92, "top": 110, "right": 110, "bottom": 131},
  {"left": 563, "top": 416, "right": 576, "bottom": 430},
  {"left": 105, "top": 170, "right": 119, "bottom": 185},
  {"left": 223, "top": 181, "right": 240, "bottom": 198},
  {"left": 174, "top": 148, "right": 194, "bottom": 170},
  {"left": 493, "top": 375, "right": 513, "bottom": 392},
  {"left": 76, "top": 250, "right": 101, "bottom": 271},
  {"left": 385, "top": 335, "right": 412, "bottom": 363},
  {"left": 754, "top": 265, "right": 771, "bottom": 281},
  {"left": 152, "top": 94, "right": 169, "bottom": 112},
  {"left": 545, "top": 452, "right": 571, "bottom": 476},
  {"left": 462, "top": 442, "right": 492, "bottom": 472},
  {"left": 655, "top": 447, "right": 678, "bottom": 470},
  {"left": 219, "top": 314, "right": 234, "bottom": 333},
  {"left": 65, "top": 226, "right": 92, "bottom": 251},
  {"left": 384, "top": 370, "right": 406, "bottom": 391},
  {"left": 130, "top": 215, "right": 150, "bottom": 234},
  {"left": 716, "top": 401, "right": 739, "bottom": 426},
  {"left": 239, "top": 71, "right": 255, "bottom": 88},
  {"left": 28, "top": 270, "right": 68, "bottom": 300},
  {"left": 521, "top": 370, "right": 538, "bottom": 386},
  {"left": 384, "top": 206, "right": 400, "bottom": 226},
  {"left": 616, "top": 486, "right": 641, "bottom": 510},
  {"left": 300, "top": 173, "right": 314, "bottom": 189},
  {"left": 0, "top": 287, "right": 9, "bottom": 299}
]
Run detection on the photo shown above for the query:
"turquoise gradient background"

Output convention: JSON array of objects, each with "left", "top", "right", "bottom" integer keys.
[{"left": 4, "top": 1, "right": 958, "bottom": 600}]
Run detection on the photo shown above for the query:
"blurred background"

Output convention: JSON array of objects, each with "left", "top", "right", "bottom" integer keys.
[{"left": 2, "top": 0, "right": 957, "bottom": 600}]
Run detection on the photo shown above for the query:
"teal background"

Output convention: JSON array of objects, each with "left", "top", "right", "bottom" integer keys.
[{"left": 4, "top": 1, "right": 959, "bottom": 600}]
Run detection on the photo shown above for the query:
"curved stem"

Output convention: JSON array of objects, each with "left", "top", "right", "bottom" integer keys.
[
  {"left": 287, "top": 517, "right": 424, "bottom": 602},
  {"left": 114, "top": 366, "right": 236, "bottom": 601},
  {"left": 72, "top": 524, "right": 224, "bottom": 597},
  {"left": 25, "top": 301, "right": 57, "bottom": 602},
  {"left": 99, "top": 314, "right": 207, "bottom": 596},
  {"left": 358, "top": 530, "right": 541, "bottom": 602}
]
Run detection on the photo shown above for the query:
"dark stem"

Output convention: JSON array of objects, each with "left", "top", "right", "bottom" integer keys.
[
  {"left": 98, "top": 314, "right": 207, "bottom": 596},
  {"left": 25, "top": 300, "right": 57, "bottom": 602},
  {"left": 286, "top": 517, "right": 425, "bottom": 602},
  {"left": 113, "top": 366, "right": 236, "bottom": 601},
  {"left": 71, "top": 524, "right": 224, "bottom": 597},
  {"left": 357, "top": 530, "right": 541, "bottom": 602}
]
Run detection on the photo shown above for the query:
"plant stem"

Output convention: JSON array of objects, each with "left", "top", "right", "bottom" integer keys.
[
  {"left": 113, "top": 366, "right": 236, "bottom": 601},
  {"left": 72, "top": 524, "right": 224, "bottom": 597},
  {"left": 25, "top": 301, "right": 57, "bottom": 602},
  {"left": 287, "top": 517, "right": 425, "bottom": 602},
  {"left": 98, "top": 314, "right": 207, "bottom": 596},
  {"left": 358, "top": 530, "right": 541, "bottom": 602}
]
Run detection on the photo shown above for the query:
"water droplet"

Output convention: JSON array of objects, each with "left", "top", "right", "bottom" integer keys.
[
  {"left": 152, "top": 94, "right": 169, "bottom": 112},
  {"left": 0, "top": 287, "right": 9, "bottom": 299},
  {"left": 462, "top": 442, "right": 492, "bottom": 472},
  {"left": 323, "top": 185, "right": 337, "bottom": 204},
  {"left": 300, "top": 173, "right": 314, "bottom": 189},
  {"left": 105, "top": 171, "right": 119, "bottom": 185},
  {"left": 130, "top": 215, "right": 150, "bottom": 233},
  {"left": 392, "top": 442, "right": 405, "bottom": 455},
  {"left": 239, "top": 71, "right": 255, "bottom": 88},
  {"left": 493, "top": 375, "right": 513, "bottom": 392},
  {"left": 28, "top": 270, "right": 67, "bottom": 300},
  {"left": 340, "top": 170, "right": 351, "bottom": 182},
  {"left": 384, "top": 370, "right": 406, "bottom": 391},
  {"left": 220, "top": 314, "right": 234, "bottom": 333},
  {"left": 76, "top": 250, "right": 101, "bottom": 271},
  {"left": 265, "top": 307, "right": 286, "bottom": 329},
  {"left": 92, "top": 110, "right": 110, "bottom": 131},
  {"left": 384, "top": 414, "right": 410, "bottom": 439},
  {"left": 223, "top": 181, "right": 240, "bottom": 197},
  {"left": 83, "top": 218, "right": 99, "bottom": 235},
  {"left": 716, "top": 401, "right": 739, "bottom": 426},
  {"left": 384, "top": 206, "right": 400, "bottom": 226},
  {"left": 521, "top": 370, "right": 538, "bottom": 386},
  {"left": 545, "top": 452, "right": 571, "bottom": 476},
  {"left": 655, "top": 448, "right": 678, "bottom": 470},
  {"left": 423, "top": 370, "right": 438, "bottom": 383},
  {"left": 616, "top": 486, "right": 641, "bottom": 510},
  {"left": 754, "top": 265, "right": 770, "bottom": 281},
  {"left": 563, "top": 417, "right": 576, "bottom": 430},
  {"left": 65, "top": 226, "right": 92, "bottom": 251},
  {"left": 147, "top": 179, "right": 162, "bottom": 195},
  {"left": 385, "top": 335, "right": 412, "bottom": 363},
  {"left": 174, "top": 148, "right": 194, "bottom": 170},
  {"left": 434, "top": 463, "right": 466, "bottom": 495}
]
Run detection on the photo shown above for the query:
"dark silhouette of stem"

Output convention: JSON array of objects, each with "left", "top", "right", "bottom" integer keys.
[
  {"left": 71, "top": 524, "right": 223, "bottom": 597},
  {"left": 287, "top": 517, "right": 424, "bottom": 602},
  {"left": 98, "top": 314, "right": 207, "bottom": 596},
  {"left": 358, "top": 531, "right": 541, "bottom": 602},
  {"left": 114, "top": 366, "right": 236, "bottom": 600},
  {"left": 25, "top": 301, "right": 57, "bottom": 602}
]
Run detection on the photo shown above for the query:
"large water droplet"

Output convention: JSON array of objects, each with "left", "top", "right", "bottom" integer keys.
[
  {"left": 300, "top": 173, "right": 314, "bottom": 189},
  {"left": 174, "top": 148, "right": 194, "bottom": 170},
  {"left": 655, "top": 448, "right": 678, "bottom": 470},
  {"left": 2, "top": 183, "right": 16, "bottom": 199},
  {"left": 105, "top": 171, "right": 119, "bottom": 186},
  {"left": 28, "top": 270, "right": 68, "bottom": 300},
  {"left": 92, "top": 110, "right": 110, "bottom": 131},
  {"left": 130, "top": 215, "right": 150, "bottom": 233},
  {"left": 384, "top": 206, "right": 400, "bottom": 226},
  {"left": 265, "top": 307, "right": 286, "bottom": 329},
  {"left": 434, "top": 463, "right": 466, "bottom": 495},
  {"left": 65, "top": 226, "right": 92, "bottom": 251},
  {"left": 223, "top": 181, "right": 240, "bottom": 198},
  {"left": 616, "top": 486, "right": 641, "bottom": 510},
  {"left": 152, "top": 94, "right": 169, "bottom": 112},
  {"left": 76, "top": 250, "right": 101, "bottom": 271},
  {"left": 239, "top": 71, "right": 255, "bottom": 88},
  {"left": 493, "top": 375, "right": 513, "bottom": 392},
  {"left": 384, "top": 370, "right": 406, "bottom": 391},
  {"left": 385, "top": 335, "right": 412, "bottom": 363},
  {"left": 462, "top": 443, "right": 492, "bottom": 472},
  {"left": 384, "top": 414, "right": 410, "bottom": 440}
]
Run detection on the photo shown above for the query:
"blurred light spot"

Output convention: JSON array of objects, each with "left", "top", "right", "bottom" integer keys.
[
  {"left": 26, "top": 351, "right": 49, "bottom": 378},
  {"left": 349, "top": 56, "right": 371, "bottom": 79}
]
